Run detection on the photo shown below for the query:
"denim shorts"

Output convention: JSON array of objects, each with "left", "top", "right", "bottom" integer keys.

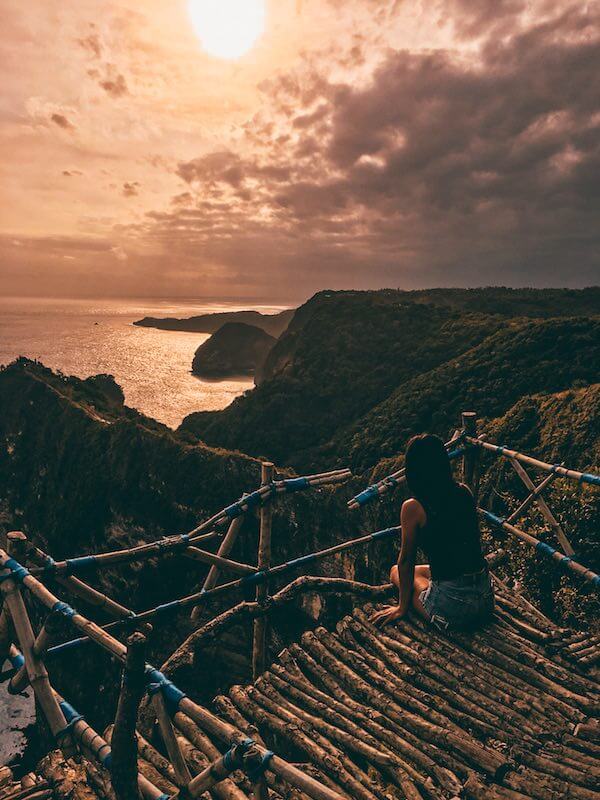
[{"left": 419, "top": 568, "right": 494, "bottom": 631}]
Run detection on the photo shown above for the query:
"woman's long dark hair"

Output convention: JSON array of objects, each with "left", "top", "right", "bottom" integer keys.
[{"left": 405, "top": 433, "right": 456, "bottom": 511}]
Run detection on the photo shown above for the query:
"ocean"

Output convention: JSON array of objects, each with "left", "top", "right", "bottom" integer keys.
[{"left": 0, "top": 296, "right": 288, "bottom": 428}]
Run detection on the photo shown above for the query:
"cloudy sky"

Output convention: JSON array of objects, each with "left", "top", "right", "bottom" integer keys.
[{"left": 1, "top": 0, "right": 598, "bottom": 300}]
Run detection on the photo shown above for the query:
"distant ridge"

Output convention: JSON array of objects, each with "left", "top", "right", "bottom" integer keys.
[{"left": 134, "top": 308, "right": 295, "bottom": 338}]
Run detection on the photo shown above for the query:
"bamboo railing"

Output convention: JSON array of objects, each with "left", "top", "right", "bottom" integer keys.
[{"left": 0, "top": 412, "right": 598, "bottom": 800}]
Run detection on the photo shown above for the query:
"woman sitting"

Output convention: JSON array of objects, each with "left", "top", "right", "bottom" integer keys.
[{"left": 370, "top": 433, "right": 494, "bottom": 630}]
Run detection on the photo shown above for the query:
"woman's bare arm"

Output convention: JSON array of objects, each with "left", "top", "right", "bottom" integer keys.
[
  {"left": 370, "top": 498, "right": 423, "bottom": 626},
  {"left": 397, "top": 498, "right": 420, "bottom": 614}
]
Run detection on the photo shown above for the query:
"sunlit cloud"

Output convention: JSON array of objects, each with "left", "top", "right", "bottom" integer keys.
[{"left": 0, "top": 0, "right": 598, "bottom": 298}]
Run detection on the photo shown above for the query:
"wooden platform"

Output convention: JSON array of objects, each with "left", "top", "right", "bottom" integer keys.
[{"left": 3, "top": 576, "right": 598, "bottom": 800}]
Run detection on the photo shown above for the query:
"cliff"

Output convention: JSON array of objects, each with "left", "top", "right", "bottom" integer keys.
[
  {"left": 180, "top": 288, "right": 600, "bottom": 470},
  {"left": 0, "top": 359, "right": 365, "bottom": 731},
  {"left": 134, "top": 308, "right": 295, "bottom": 338},
  {"left": 191, "top": 323, "right": 276, "bottom": 378}
]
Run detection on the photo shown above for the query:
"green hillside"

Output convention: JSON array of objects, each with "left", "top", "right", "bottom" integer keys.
[
  {"left": 477, "top": 385, "right": 600, "bottom": 628},
  {"left": 320, "top": 317, "right": 600, "bottom": 472},
  {"left": 181, "top": 288, "right": 600, "bottom": 470}
]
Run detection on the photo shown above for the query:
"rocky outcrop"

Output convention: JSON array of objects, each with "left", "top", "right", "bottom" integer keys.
[
  {"left": 191, "top": 323, "right": 276, "bottom": 378},
  {"left": 134, "top": 309, "right": 295, "bottom": 338}
]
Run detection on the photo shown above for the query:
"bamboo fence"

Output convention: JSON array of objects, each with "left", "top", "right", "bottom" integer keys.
[{"left": 1, "top": 412, "right": 599, "bottom": 800}]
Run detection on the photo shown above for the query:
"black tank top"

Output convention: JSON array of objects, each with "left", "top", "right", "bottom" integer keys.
[{"left": 417, "top": 483, "right": 486, "bottom": 582}]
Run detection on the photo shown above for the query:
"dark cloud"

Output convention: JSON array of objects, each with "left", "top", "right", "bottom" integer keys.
[
  {"left": 77, "top": 32, "right": 102, "bottom": 59},
  {"left": 50, "top": 113, "right": 74, "bottom": 130},
  {"left": 100, "top": 69, "right": 128, "bottom": 98},
  {"left": 122, "top": 181, "right": 140, "bottom": 197},
  {"left": 77, "top": 29, "right": 129, "bottom": 98},
  {"left": 154, "top": 2, "right": 599, "bottom": 292}
]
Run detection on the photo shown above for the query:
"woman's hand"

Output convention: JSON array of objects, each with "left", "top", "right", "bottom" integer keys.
[{"left": 369, "top": 604, "right": 406, "bottom": 627}]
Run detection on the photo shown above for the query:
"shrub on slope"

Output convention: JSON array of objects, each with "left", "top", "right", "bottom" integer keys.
[
  {"left": 318, "top": 317, "right": 600, "bottom": 472},
  {"left": 476, "top": 385, "right": 600, "bottom": 628}
]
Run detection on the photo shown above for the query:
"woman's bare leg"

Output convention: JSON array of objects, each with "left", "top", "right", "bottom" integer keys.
[
  {"left": 390, "top": 563, "right": 430, "bottom": 587},
  {"left": 389, "top": 564, "right": 431, "bottom": 620}
]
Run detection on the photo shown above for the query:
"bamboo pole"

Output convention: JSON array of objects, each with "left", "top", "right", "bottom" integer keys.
[
  {"left": 183, "top": 546, "right": 256, "bottom": 575},
  {"left": 253, "top": 463, "right": 273, "bottom": 680},
  {"left": 466, "top": 436, "right": 600, "bottom": 487},
  {"left": 186, "top": 740, "right": 255, "bottom": 795},
  {"left": 1, "top": 533, "right": 74, "bottom": 757},
  {"left": 268, "top": 659, "right": 442, "bottom": 792},
  {"left": 105, "top": 726, "right": 179, "bottom": 797},
  {"left": 228, "top": 686, "right": 381, "bottom": 800},
  {"left": 45, "top": 527, "right": 401, "bottom": 652},
  {"left": 184, "top": 469, "right": 351, "bottom": 542},
  {"left": 171, "top": 713, "right": 252, "bottom": 800},
  {"left": 28, "top": 530, "right": 221, "bottom": 578},
  {"left": 254, "top": 674, "right": 424, "bottom": 799},
  {"left": 506, "top": 470, "right": 558, "bottom": 525},
  {"left": 134, "top": 731, "right": 179, "bottom": 787},
  {"left": 31, "top": 661, "right": 169, "bottom": 800},
  {"left": 191, "top": 514, "right": 246, "bottom": 622},
  {"left": 175, "top": 695, "right": 344, "bottom": 800},
  {"left": 203, "top": 513, "right": 246, "bottom": 592},
  {"left": 151, "top": 690, "right": 192, "bottom": 788},
  {"left": 28, "top": 545, "right": 134, "bottom": 620},
  {"left": 480, "top": 510, "right": 600, "bottom": 589},
  {"left": 212, "top": 697, "right": 267, "bottom": 748},
  {"left": 344, "top": 612, "right": 527, "bottom": 742},
  {"left": 161, "top": 578, "right": 392, "bottom": 683},
  {"left": 28, "top": 470, "right": 351, "bottom": 582},
  {"left": 9, "top": 605, "right": 67, "bottom": 694},
  {"left": 111, "top": 632, "right": 147, "bottom": 800},
  {"left": 0, "top": 547, "right": 129, "bottom": 661},
  {"left": 461, "top": 412, "right": 479, "bottom": 497},
  {"left": 508, "top": 457, "right": 575, "bottom": 555},
  {"left": 303, "top": 628, "right": 507, "bottom": 777}
]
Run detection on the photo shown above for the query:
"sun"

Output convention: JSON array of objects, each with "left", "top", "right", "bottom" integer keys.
[{"left": 188, "top": 0, "right": 266, "bottom": 60}]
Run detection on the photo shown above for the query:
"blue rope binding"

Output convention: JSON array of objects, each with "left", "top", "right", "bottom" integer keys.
[
  {"left": 0, "top": 558, "right": 30, "bottom": 584},
  {"left": 53, "top": 601, "right": 76, "bottom": 618},
  {"left": 64, "top": 555, "right": 97, "bottom": 575},
  {"left": 246, "top": 750, "right": 274, "bottom": 783},
  {"left": 145, "top": 667, "right": 187, "bottom": 715}
]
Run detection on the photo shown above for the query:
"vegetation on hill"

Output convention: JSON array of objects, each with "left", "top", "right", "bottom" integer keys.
[
  {"left": 191, "top": 323, "right": 276, "bottom": 378},
  {"left": 181, "top": 296, "right": 506, "bottom": 460},
  {"left": 320, "top": 316, "right": 600, "bottom": 472},
  {"left": 181, "top": 288, "right": 600, "bottom": 469},
  {"left": 477, "top": 385, "right": 600, "bottom": 628}
]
